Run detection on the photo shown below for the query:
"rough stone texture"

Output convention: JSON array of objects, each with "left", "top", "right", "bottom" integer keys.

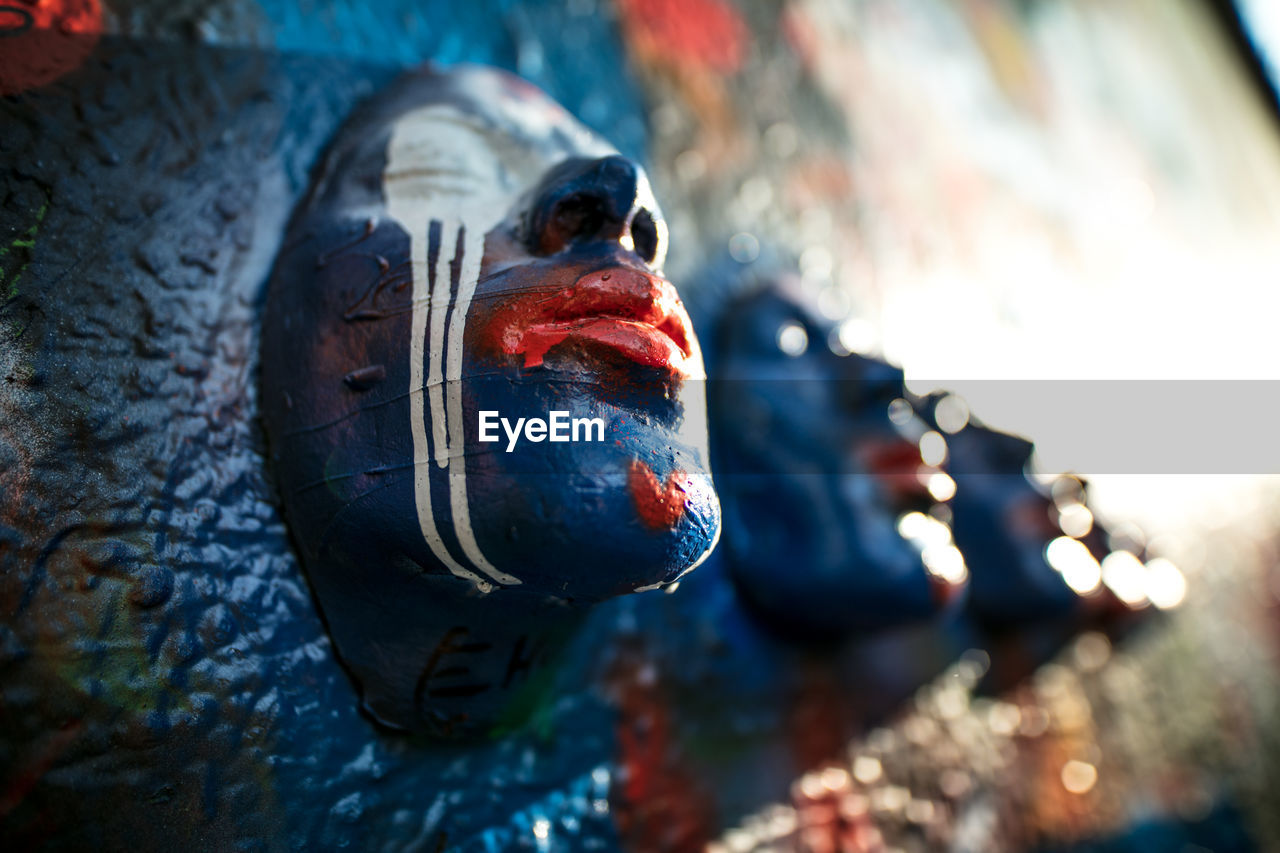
[{"left": 0, "top": 39, "right": 622, "bottom": 852}]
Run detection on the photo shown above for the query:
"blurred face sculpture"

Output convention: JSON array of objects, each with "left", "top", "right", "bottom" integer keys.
[
  {"left": 915, "top": 405, "right": 1080, "bottom": 625},
  {"left": 261, "top": 67, "right": 719, "bottom": 735},
  {"left": 913, "top": 394, "right": 1147, "bottom": 629},
  {"left": 709, "top": 282, "right": 965, "bottom": 640}
]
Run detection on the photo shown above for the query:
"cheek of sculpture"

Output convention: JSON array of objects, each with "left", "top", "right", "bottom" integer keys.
[{"left": 262, "top": 221, "right": 425, "bottom": 578}]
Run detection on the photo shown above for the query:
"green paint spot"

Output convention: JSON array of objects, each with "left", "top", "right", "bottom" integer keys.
[{"left": 1, "top": 197, "right": 49, "bottom": 302}]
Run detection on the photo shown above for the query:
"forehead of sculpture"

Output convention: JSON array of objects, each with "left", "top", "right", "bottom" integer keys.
[{"left": 306, "top": 64, "right": 617, "bottom": 225}]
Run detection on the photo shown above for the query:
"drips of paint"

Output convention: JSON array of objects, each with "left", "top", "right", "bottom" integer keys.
[
  {"left": 383, "top": 102, "right": 522, "bottom": 591},
  {"left": 627, "top": 459, "right": 688, "bottom": 530}
]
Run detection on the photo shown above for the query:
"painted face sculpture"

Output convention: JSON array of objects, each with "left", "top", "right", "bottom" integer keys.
[
  {"left": 261, "top": 66, "right": 719, "bottom": 735},
  {"left": 915, "top": 402, "right": 1080, "bottom": 625},
  {"left": 912, "top": 393, "right": 1148, "bottom": 630},
  {"left": 708, "top": 281, "right": 966, "bottom": 640}
]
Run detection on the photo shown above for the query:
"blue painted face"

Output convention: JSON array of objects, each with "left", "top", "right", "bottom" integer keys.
[
  {"left": 261, "top": 67, "right": 719, "bottom": 732},
  {"left": 913, "top": 394, "right": 1139, "bottom": 628},
  {"left": 707, "top": 282, "right": 965, "bottom": 639},
  {"left": 913, "top": 403, "right": 1081, "bottom": 624}
]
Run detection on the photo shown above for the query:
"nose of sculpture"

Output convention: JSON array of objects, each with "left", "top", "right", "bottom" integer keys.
[{"left": 524, "top": 155, "right": 664, "bottom": 265}]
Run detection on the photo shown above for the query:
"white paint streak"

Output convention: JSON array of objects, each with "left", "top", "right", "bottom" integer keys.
[
  {"left": 445, "top": 224, "right": 522, "bottom": 585},
  {"left": 383, "top": 102, "right": 548, "bottom": 589},
  {"left": 428, "top": 216, "right": 455, "bottom": 468},
  {"left": 393, "top": 195, "right": 489, "bottom": 590}
]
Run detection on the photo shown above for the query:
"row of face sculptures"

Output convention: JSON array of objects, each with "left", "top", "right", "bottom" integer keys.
[{"left": 260, "top": 65, "right": 1147, "bottom": 739}]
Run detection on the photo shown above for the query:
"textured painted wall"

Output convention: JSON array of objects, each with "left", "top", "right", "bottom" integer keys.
[{"left": 4, "top": 2, "right": 1280, "bottom": 851}]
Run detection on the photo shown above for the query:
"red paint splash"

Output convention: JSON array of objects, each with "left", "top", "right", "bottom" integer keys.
[
  {"left": 616, "top": 0, "right": 748, "bottom": 75},
  {"left": 627, "top": 459, "right": 688, "bottom": 530},
  {"left": 606, "top": 639, "right": 716, "bottom": 851},
  {"left": 0, "top": 1, "right": 103, "bottom": 97}
]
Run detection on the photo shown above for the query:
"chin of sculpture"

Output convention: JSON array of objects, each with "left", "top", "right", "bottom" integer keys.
[{"left": 260, "top": 65, "right": 720, "bottom": 737}]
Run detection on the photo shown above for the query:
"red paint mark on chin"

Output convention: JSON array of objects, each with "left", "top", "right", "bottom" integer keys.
[
  {"left": 627, "top": 459, "right": 688, "bottom": 530},
  {"left": 0, "top": 0, "right": 103, "bottom": 96}
]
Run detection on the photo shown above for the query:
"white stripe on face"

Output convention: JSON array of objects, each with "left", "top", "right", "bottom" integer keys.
[
  {"left": 443, "top": 222, "right": 522, "bottom": 586},
  {"left": 441, "top": 220, "right": 522, "bottom": 586},
  {"left": 428, "top": 216, "right": 452, "bottom": 469},
  {"left": 401, "top": 210, "right": 490, "bottom": 591},
  {"left": 385, "top": 105, "right": 522, "bottom": 591}
]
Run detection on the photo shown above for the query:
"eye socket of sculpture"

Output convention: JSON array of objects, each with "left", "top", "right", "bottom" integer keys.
[{"left": 260, "top": 66, "right": 719, "bottom": 736}]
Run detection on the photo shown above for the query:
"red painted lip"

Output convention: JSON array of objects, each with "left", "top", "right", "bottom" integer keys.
[{"left": 495, "top": 267, "right": 700, "bottom": 375}]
